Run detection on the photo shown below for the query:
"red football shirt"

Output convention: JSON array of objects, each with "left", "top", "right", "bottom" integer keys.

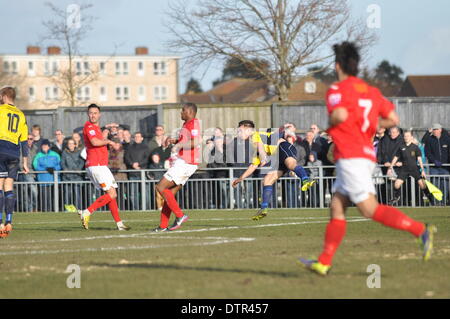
[
  {"left": 178, "top": 118, "right": 201, "bottom": 165},
  {"left": 326, "top": 76, "right": 394, "bottom": 162},
  {"left": 83, "top": 121, "right": 109, "bottom": 167}
]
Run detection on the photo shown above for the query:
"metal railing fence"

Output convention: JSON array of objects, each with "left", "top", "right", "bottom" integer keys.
[{"left": 13, "top": 164, "right": 450, "bottom": 212}]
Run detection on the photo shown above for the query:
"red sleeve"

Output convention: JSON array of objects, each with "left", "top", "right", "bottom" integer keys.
[
  {"left": 190, "top": 119, "right": 201, "bottom": 139},
  {"left": 85, "top": 124, "right": 102, "bottom": 142},
  {"left": 378, "top": 94, "right": 395, "bottom": 119},
  {"left": 326, "top": 84, "right": 346, "bottom": 114}
]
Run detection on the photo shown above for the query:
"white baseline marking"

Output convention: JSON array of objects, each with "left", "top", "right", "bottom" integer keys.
[
  {"left": 11, "top": 217, "right": 368, "bottom": 244},
  {"left": 0, "top": 237, "right": 255, "bottom": 256}
]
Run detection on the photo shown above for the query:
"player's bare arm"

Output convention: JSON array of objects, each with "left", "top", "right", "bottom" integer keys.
[
  {"left": 22, "top": 156, "right": 29, "bottom": 174},
  {"left": 329, "top": 107, "right": 348, "bottom": 127},
  {"left": 89, "top": 136, "right": 114, "bottom": 147},
  {"left": 418, "top": 156, "right": 426, "bottom": 178},
  {"left": 255, "top": 141, "right": 268, "bottom": 166},
  {"left": 232, "top": 164, "right": 258, "bottom": 188},
  {"left": 379, "top": 110, "right": 400, "bottom": 129}
]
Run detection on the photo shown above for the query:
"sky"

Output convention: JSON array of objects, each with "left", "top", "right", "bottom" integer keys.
[{"left": 1, "top": 0, "right": 450, "bottom": 93}]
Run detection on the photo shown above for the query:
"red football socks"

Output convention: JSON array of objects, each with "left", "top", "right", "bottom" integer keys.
[
  {"left": 318, "top": 219, "right": 347, "bottom": 266},
  {"left": 160, "top": 203, "right": 172, "bottom": 228},
  {"left": 373, "top": 204, "right": 425, "bottom": 237},
  {"left": 87, "top": 193, "right": 113, "bottom": 213},
  {"left": 108, "top": 198, "right": 121, "bottom": 223},
  {"left": 162, "top": 189, "right": 183, "bottom": 218}
]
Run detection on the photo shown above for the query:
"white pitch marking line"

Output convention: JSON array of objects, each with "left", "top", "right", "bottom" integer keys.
[
  {"left": 0, "top": 237, "right": 256, "bottom": 256},
  {"left": 13, "top": 215, "right": 362, "bottom": 225},
  {"left": 5, "top": 218, "right": 369, "bottom": 247}
]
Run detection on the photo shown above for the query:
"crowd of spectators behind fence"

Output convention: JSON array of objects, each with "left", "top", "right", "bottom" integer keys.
[{"left": 18, "top": 121, "right": 450, "bottom": 211}]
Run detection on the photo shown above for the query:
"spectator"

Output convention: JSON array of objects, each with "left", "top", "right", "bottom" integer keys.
[
  {"left": 108, "top": 137, "right": 128, "bottom": 210},
  {"left": 421, "top": 126, "right": 449, "bottom": 145},
  {"left": 300, "top": 130, "right": 322, "bottom": 159},
  {"left": 424, "top": 123, "right": 450, "bottom": 205},
  {"left": 226, "top": 120, "right": 256, "bottom": 209},
  {"left": 374, "top": 127, "right": 388, "bottom": 203},
  {"left": 310, "top": 124, "right": 328, "bottom": 160},
  {"left": 206, "top": 128, "right": 229, "bottom": 209},
  {"left": 122, "top": 129, "right": 132, "bottom": 152},
  {"left": 108, "top": 137, "right": 128, "bottom": 181},
  {"left": 72, "top": 132, "right": 84, "bottom": 151},
  {"left": 147, "top": 153, "right": 165, "bottom": 211},
  {"left": 51, "top": 129, "right": 66, "bottom": 156},
  {"left": 32, "top": 139, "right": 61, "bottom": 211},
  {"left": 124, "top": 132, "right": 152, "bottom": 210},
  {"left": 61, "top": 138, "right": 85, "bottom": 209},
  {"left": 18, "top": 134, "right": 39, "bottom": 212},
  {"left": 378, "top": 126, "right": 404, "bottom": 177},
  {"left": 31, "top": 124, "right": 44, "bottom": 149},
  {"left": 306, "top": 151, "right": 322, "bottom": 207},
  {"left": 148, "top": 125, "right": 172, "bottom": 164}
]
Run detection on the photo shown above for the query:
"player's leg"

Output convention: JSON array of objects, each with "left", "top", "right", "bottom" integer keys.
[
  {"left": 105, "top": 186, "right": 130, "bottom": 231},
  {"left": 253, "top": 170, "right": 283, "bottom": 221},
  {"left": 0, "top": 177, "right": 4, "bottom": 237},
  {"left": 280, "top": 142, "right": 314, "bottom": 191},
  {"left": 389, "top": 178, "right": 404, "bottom": 205},
  {"left": 153, "top": 184, "right": 183, "bottom": 232},
  {"left": 299, "top": 192, "right": 350, "bottom": 275},
  {"left": 1, "top": 157, "right": 20, "bottom": 237}
]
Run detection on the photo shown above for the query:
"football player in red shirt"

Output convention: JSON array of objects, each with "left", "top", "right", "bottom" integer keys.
[
  {"left": 78, "top": 104, "right": 130, "bottom": 231},
  {"left": 299, "top": 42, "right": 436, "bottom": 275},
  {"left": 152, "top": 103, "right": 201, "bottom": 232}
]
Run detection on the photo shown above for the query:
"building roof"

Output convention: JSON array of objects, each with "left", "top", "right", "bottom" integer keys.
[
  {"left": 397, "top": 75, "right": 450, "bottom": 97},
  {"left": 180, "top": 77, "right": 328, "bottom": 104}
]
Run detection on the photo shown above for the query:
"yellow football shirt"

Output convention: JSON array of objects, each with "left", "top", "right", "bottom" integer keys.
[{"left": 0, "top": 103, "right": 29, "bottom": 158}]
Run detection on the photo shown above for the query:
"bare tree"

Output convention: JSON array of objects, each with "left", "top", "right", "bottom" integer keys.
[
  {"left": 166, "top": 0, "right": 377, "bottom": 101},
  {"left": 41, "top": 2, "right": 99, "bottom": 107}
]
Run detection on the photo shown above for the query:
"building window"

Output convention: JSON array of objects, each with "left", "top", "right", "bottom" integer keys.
[
  {"left": 76, "top": 86, "right": 90, "bottom": 102},
  {"left": 154, "top": 86, "right": 168, "bottom": 101},
  {"left": 99, "top": 62, "right": 106, "bottom": 75},
  {"left": 28, "top": 61, "right": 35, "bottom": 76},
  {"left": 44, "top": 61, "right": 50, "bottom": 75},
  {"left": 123, "top": 62, "right": 128, "bottom": 75},
  {"left": 76, "top": 62, "right": 82, "bottom": 75},
  {"left": 84, "top": 61, "right": 90, "bottom": 75},
  {"left": 3, "top": 61, "right": 9, "bottom": 74},
  {"left": 153, "top": 62, "right": 167, "bottom": 75},
  {"left": 99, "top": 86, "right": 107, "bottom": 102},
  {"left": 115, "top": 62, "right": 121, "bottom": 75},
  {"left": 138, "top": 62, "right": 144, "bottom": 76},
  {"left": 138, "top": 86, "right": 146, "bottom": 102},
  {"left": 116, "top": 86, "right": 122, "bottom": 100},
  {"left": 84, "top": 87, "right": 90, "bottom": 101},
  {"left": 45, "top": 86, "right": 59, "bottom": 101},
  {"left": 52, "top": 61, "right": 59, "bottom": 75},
  {"left": 29, "top": 87, "right": 35, "bottom": 102},
  {"left": 116, "top": 86, "right": 129, "bottom": 100},
  {"left": 11, "top": 61, "right": 18, "bottom": 75},
  {"left": 153, "top": 61, "right": 167, "bottom": 75}
]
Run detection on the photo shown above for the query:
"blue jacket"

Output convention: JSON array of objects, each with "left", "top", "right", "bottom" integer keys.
[
  {"left": 33, "top": 150, "right": 62, "bottom": 184},
  {"left": 424, "top": 134, "right": 450, "bottom": 167}
]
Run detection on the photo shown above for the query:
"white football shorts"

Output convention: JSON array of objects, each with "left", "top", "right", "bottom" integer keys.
[
  {"left": 164, "top": 158, "right": 198, "bottom": 186},
  {"left": 86, "top": 166, "right": 118, "bottom": 191},
  {"left": 332, "top": 158, "right": 376, "bottom": 204}
]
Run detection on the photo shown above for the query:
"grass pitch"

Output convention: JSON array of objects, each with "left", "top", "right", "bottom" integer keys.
[{"left": 0, "top": 208, "right": 449, "bottom": 299}]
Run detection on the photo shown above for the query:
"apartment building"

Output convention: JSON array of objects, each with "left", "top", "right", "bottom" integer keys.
[{"left": 0, "top": 46, "right": 179, "bottom": 109}]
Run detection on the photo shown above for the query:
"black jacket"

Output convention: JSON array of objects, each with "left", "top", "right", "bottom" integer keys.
[
  {"left": 377, "top": 135, "right": 404, "bottom": 164},
  {"left": 424, "top": 134, "right": 450, "bottom": 166},
  {"left": 124, "top": 142, "right": 152, "bottom": 178},
  {"left": 226, "top": 137, "right": 254, "bottom": 177}
]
